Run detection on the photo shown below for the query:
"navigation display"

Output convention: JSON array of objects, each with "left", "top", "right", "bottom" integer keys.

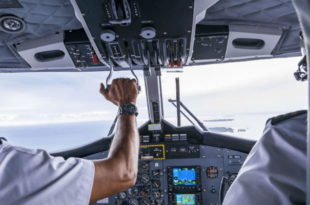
[
  {"left": 176, "top": 194, "right": 196, "bottom": 205},
  {"left": 173, "top": 167, "right": 196, "bottom": 186}
]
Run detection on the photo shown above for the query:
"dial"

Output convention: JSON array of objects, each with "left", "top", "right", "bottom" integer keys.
[
  {"left": 152, "top": 180, "right": 160, "bottom": 188},
  {"left": 139, "top": 162, "right": 150, "bottom": 172},
  {"left": 129, "top": 198, "right": 139, "bottom": 205},
  {"left": 156, "top": 199, "right": 164, "bottom": 205},
  {"left": 140, "top": 186, "right": 150, "bottom": 196},
  {"left": 128, "top": 187, "right": 139, "bottom": 197},
  {"left": 118, "top": 191, "right": 127, "bottom": 199},
  {"left": 141, "top": 198, "right": 151, "bottom": 205},
  {"left": 207, "top": 166, "right": 218, "bottom": 179},
  {"left": 140, "top": 174, "right": 150, "bottom": 184},
  {"left": 152, "top": 190, "right": 161, "bottom": 198},
  {"left": 152, "top": 170, "right": 161, "bottom": 178}
]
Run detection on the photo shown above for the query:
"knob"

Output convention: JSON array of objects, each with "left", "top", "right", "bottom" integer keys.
[
  {"left": 100, "top": 29, "right": 116, "bottom": 42},
  {"left": 177, "top": 61, "right": 182, "bottom": 67},
  {"left": 141, "top": 27, "right": 156, "bottom": 39}
]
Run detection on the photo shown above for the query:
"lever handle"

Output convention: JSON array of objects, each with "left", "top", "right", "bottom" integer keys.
[
  {"left": 106, "top": 59, "right": 114, "bottom": 91},
  {"left": 109, "top": 0, "right": 132, "bottom": 25},
  {"left": 127, "top": 49, "right": 141, "bottom": 94},
  {"left": 219, "top": 176, "right": 229, "bottom": 205}
]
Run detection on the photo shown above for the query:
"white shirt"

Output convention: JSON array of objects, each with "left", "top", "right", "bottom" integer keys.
[
  {"left": 0, "top": 141, "right": 95, "bottom": 205},
  {"left": 223, "top": 113, "right": 307, "bottom": 205}
]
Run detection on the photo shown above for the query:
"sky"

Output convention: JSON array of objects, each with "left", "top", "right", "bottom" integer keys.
[{"left": 0, "top": 57, "right": 308, "bottom": 127}]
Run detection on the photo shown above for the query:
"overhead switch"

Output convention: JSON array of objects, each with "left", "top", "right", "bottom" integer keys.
[{"left": 92, "top": 53, "right": 99, "bottom": 65}]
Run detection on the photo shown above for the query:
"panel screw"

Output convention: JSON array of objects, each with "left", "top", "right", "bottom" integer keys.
[
  {"left": 203, "top": 156, "right": 206, "bottom": 158},
  {"left": 203, "top": 189, "right": 206, "bottom": 192},
  {"left": 218, "top": 148, "right": 221, "bottom": 151},
  {"left": 220, "top": 168, "right": 224, "bottom": 171},
  {"left": 218, "top": 155, "right": 222, "bottom": 157},
  {"left": 102, "top": 152, "right": 105, "bottom": 155},
  {"left": 163, "top": 32, "right": 167, "bottom": 35},
  {"left": 165, "top": 190, "right": 167, "bottom": 192},
  {"left": 227, "top": 150, "right": 230, "bottom": 152},
  {"left": 188, "top": 30, "right": 191, "bottom": 33},
  {"left": 201, "top": 146, "right": 205, "bottom": 148},
  {"left": 82, "top": 13, "right": 85, "bottom": 16},
  {"left": 189, "top": 6, "right": 193, "bottom": 9},
  {"left": 116, "top": 35, "right": 119, "bottom": 38}
]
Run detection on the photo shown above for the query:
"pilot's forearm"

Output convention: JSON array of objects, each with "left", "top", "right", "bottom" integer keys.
[
  {"left": 90, "top": 115, "right": 139, "bottom": 203},
  {"left": 108, "top": 114, "right": 139, "bottom": 181}
]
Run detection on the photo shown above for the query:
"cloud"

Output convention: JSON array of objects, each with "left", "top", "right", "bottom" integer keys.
[{"left": 0, "top": 57, "right": 307, "bottom": 126}]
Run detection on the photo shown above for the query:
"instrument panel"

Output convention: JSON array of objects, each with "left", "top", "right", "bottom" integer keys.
[{"left": 85, "top": 132, "right": 248, "bottom": 205}]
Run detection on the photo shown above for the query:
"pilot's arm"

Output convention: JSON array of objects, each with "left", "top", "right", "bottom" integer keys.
[
  {"left": 90, "top": 78, "right": 139, "bottom": 203},
  {"left": 223, "top": 112, "right": 307, "bottom": 205},
  {"left": 0, "top": 78, "right": 139, "bottom": 205}
]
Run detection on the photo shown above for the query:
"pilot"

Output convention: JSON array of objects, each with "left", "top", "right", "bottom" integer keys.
[
  {"left": 223, "top": 110, "right": 307, "bottom": 205},
  {"left": 0, "top": 78, "right": 140, "bottom": 205}
]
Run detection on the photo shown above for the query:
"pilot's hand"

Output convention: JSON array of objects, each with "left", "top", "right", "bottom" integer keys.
[{"left": 100, "top": 78, "right": 138, "bottom": 107}]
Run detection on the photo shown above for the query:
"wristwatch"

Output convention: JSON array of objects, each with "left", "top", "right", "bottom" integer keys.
[{"left": 119, "top": 103, "right": 139, "bottom": 116}]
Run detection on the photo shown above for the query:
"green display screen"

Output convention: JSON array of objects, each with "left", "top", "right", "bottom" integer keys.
[{"left": 176, "top": 194, "right": 195, "bottom": 205}]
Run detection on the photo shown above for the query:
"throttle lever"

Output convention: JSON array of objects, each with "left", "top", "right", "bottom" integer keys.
[
  {"left": 127, "top": 48, "right": 141, "bottom": 94},
  {"left": 109, "top": 0, "right": 131, "bottom": 25},
  {"left": 105, "top": 58, "right": 114, "bottom": 91}
]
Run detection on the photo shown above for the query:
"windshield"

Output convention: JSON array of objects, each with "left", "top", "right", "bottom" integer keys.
[{"left": 0, "top": 57, "right": 307, "bottom": 151}]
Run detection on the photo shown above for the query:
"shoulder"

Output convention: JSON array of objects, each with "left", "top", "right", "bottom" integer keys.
[{"left": 266, "top": 110, "right": 307, "bottom": 126}]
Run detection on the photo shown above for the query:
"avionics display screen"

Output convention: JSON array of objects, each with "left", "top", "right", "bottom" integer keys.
[
  {"left": 173, "top": 167, "right": 196, "bottom": 186},
  {"left": 176, "top": 194, "right": 196, "bottom": 205}
]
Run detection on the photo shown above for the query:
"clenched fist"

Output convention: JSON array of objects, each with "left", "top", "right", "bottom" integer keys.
[{"left": 100, "top": 78, "right": 138, "bottom": 107}]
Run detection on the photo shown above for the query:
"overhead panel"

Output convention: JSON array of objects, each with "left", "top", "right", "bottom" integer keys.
[
  {"left": 72, "top": 0, "right": 195, "bottom": 70},
  {"left": 16, "top": 32, "right": 75, "bottom": 71},
  {"left": 224, "top": 25, "right": 282, "bottom": 61}
]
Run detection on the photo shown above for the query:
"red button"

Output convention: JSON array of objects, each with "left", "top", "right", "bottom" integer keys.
[
  {"left": 177, "top": 61, "right": 182, "bottom": 67},
  {"left": 92, "top": 53, "right": 99, "bottom": 65},
  {"left": 169, "top": 61, "right": 175, "bottom": 68}
]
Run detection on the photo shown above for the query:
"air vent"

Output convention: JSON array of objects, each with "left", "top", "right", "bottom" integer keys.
[
  {"left": 35, "top": 50, "right": 65, "bottom": 62},
  {"left": 232, "top": 38, "right": 265, "bottom": 49}
]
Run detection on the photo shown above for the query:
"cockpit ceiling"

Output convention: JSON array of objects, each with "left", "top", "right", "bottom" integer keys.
[
  {"left": 202, "top": 0, "right": 300, "bottom": 56},
  {"left": 0, "top": 0, "right": 301, "bottom": 72}
]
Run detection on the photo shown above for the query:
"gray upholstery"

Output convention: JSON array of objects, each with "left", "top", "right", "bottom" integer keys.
[
  {"left": 201, "top": 0, "right": 301, "bottom": 55},
  {"left": 0, "top": 0, "right": 82, "bottom": 69},
  {"left": 290, "top": 0, "right": 310, "bottom": 204}
]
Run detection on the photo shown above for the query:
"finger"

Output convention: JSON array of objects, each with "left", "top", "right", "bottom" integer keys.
[
  {"left": 100, "top": 83, "right": 108, "bottom": 97},
  {"left": 112, "top": 79, "right": 118, "bottom": 86}
]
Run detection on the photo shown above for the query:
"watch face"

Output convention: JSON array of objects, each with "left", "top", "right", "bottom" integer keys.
[{"left": 124, "top": 104, "right": 136, "bottom": 114}]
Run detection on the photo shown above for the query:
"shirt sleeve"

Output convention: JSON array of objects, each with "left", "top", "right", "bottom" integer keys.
[
  {"left": 223, "top": 114, "right": 307, "bottom": 205},
  {"left": 0, "top": 142, "right": 95, "bottom": 205}
]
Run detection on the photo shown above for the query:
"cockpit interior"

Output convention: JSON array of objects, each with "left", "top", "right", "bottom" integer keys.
[{"left": 0, "top": 0, "right": 309, "bottom": 205}]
